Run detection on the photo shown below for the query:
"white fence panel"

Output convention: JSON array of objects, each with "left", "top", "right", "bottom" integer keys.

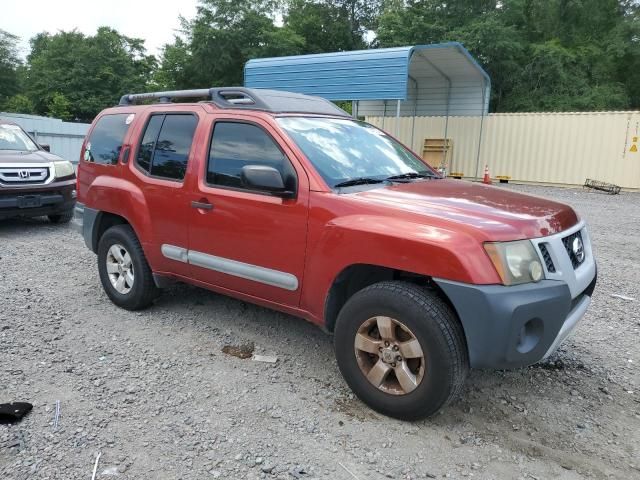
[{"left": 368, "top": 111, "right": 640, "bottom": 190}]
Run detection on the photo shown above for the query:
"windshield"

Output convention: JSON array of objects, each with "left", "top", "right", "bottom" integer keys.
[
  {"left": 277, "top": 117, "right": 436, "bottom": 188},
  {"left": 0, "top": 124, "right": 39, "bottom": 152}
]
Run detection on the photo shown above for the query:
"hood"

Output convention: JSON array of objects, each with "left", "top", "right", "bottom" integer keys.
[
  {"left": 0, "top": 150, "right": 62, "bottom": 164},
  {"left": 352, "top": 179, "right": 578, "bottom": 240}
]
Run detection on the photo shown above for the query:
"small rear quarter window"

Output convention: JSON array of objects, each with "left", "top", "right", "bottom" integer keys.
[{"left": 85, "top": 114, "right": 132, "bottom": 165}]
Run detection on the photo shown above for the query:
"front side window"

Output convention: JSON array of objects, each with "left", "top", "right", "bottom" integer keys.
[
  {"left": 277, "top": 117, "right": 435, "bottom": 188},
  {"left": 0, "top": 124, "right": 38, "bottom": 152},
  {"left": 135, "top": 114, "right": 198, "bottom": 181},
  {"left": 85, "top": 114, "right": 131, "bottom": 165},
  {"left": 207, "top": 122, "right": 296, "bottom": 191}
]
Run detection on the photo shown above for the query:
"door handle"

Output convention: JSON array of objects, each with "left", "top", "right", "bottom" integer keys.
[{"left": 191, "top": 200, "right": 213, "bottom": 210}]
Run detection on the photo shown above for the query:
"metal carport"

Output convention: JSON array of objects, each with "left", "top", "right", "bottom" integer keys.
[{"left": 244, "top": 42, "right": 490, "bottom": 176}]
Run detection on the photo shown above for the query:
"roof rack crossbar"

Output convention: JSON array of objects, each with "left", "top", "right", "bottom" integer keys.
[
  {"left": 117, "top": 87, "right": 350, "bottom": 117},
  {"left": 119, "top": 89, "right": 212, "bottom": 105},
  {"left": 118, "top": 87, "right": 266, "bottom": 108}
]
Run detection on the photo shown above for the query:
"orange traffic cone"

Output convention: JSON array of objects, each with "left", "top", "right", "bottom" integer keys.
[{"left": 483, "top": 164, "right": 492, "bottom": 185}]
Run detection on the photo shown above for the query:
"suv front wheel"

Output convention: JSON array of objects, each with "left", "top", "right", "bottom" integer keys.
[
  {"left": 97, "top": 225, "right": 159, "bottom": 310},
  {"left": 334, "top": 281, "right": 468, "bottom": 420},
  {"left": 48, "top": 209, "right": 74, "bottom": 224}
]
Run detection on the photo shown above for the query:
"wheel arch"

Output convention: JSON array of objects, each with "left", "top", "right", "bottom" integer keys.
[
  {"left": 91, "top": 211, "right": 132, "bottom": 252},
  {"left": 323, "top": 264, "right": 464, "bottom": 341}
]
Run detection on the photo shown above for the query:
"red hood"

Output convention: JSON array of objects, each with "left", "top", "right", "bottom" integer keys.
[{"left": 351, "top": 179, "right": 579, "bottom": 240}]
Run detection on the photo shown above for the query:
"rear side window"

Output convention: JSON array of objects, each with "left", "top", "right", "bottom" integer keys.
[
  {"left": 207, "top": 122, "right": 295, "bottom": 190},
  {"left": 136, "top": 115, "right": 163, "bottom": 172},
  {"left": 135, "top": 114, "right": 198, "bottom": 181},
  {"left": 85, "top": 114, "right": 131, "bottom": 165}
]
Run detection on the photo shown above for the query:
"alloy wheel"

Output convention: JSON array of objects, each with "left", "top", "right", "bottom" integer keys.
[
  {"left": 354, "top": 316, "right": 425, "bottom": 395},
  {"left": 106, "top": 244, "right": 134, "bottom": 294}
]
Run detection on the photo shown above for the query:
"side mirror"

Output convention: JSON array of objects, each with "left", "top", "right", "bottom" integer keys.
[
  {"left": 40, "top": 144, "right": 51, "bottom": 152},
  {"left": 241, "top": 165, "right": 294, "bottom": 197}
]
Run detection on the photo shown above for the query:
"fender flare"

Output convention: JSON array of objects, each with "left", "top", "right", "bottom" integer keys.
[{"left": 84, "top": 176, "right": 153, "bottom": 253}]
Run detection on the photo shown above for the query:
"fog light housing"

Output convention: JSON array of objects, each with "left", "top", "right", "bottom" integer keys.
[{"left": 516, "top": 318, "right": 543, "bottom": 354}]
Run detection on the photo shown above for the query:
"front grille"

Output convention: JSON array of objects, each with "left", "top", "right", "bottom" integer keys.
[
  {"left": 0, "top": 166, "right": 50, "bottom": 185},
  {"left": 562, "top": 230, "right": 585, "bottom": 269},
  {"left": 538, "top": 243, "right": 556, "bottom": 273}
]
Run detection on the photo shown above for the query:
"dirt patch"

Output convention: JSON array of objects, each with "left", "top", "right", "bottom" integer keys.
[{"left": 221, "top": 342, "right": 255, "bottom": 359}]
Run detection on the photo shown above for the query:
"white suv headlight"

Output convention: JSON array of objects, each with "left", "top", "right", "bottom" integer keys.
[
  {"left": 484, "top": 240, "right": 544, "bottom": 286},
  {"left": 53, "top": 161, "right": 75, "bottom": 179}
]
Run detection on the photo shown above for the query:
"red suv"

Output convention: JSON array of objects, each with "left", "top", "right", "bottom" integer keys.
[{"left": 74, "top": 88, "right": 597, "bottom": 420}]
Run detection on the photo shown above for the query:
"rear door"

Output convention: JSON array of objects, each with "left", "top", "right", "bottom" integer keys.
[
  {"left": 185, "top": 115, "right": 310, "bottom": 306},
  {"left": 125, "top": 106, "right": 205, "bottom": 276}
]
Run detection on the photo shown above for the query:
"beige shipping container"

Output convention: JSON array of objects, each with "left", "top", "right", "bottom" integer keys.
[{"left": 367, "top": 111, "right": 640, "bottom": 190}]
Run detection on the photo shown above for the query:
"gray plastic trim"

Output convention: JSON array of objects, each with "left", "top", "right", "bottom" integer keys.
[
  {"left": 161, "top": 244, "right": 189, "bottom": 264},
  {"left": 542, "top": 294, "right": 591, "bottom": 359},
  {"left": 161, "top": 244, "right": 299, "bottom": 291},
  {"left": 74, "top": 203, "right": 100, "bottom": 252}
]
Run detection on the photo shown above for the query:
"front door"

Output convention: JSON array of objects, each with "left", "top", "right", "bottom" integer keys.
[{"left": 186, "top": 117, "right": 309, "bottom": 306}]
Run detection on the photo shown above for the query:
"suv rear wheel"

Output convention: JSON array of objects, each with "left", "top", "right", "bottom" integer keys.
[
  {"left": 334, "top": 281, "right": 468, "bottom": 420},
  {"left": 97, "top": 225, "right": 159, "bottom": 310}
]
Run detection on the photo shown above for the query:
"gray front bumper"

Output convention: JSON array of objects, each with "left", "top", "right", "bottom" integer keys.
[{"left": 435, "top": 272, "right": 597, "bottom": 369}]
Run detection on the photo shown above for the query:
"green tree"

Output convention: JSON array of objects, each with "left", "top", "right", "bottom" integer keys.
[
  {"left": 47, "top": 92, "right": 73, "bottom": 120},
  {"left": 2, "top": 94, "right": 34, "bottom": 114},
  {"left": 158, "top": 0, "right": 305, "bottom": 90},
  {"left": 154, "top": 37, "right": 193, "bottom": 90},
  {"left": 26, "top": 27, "right": 156, "bottom": 122},
  {"left": 0, "top": 30, "right": 22, "bottom": 108},
  {"left": 285, "top": 0, "right": 382, "bottom": 53},
  {"left": 376, "top": 0, "right": 638, "bottom": 111}
]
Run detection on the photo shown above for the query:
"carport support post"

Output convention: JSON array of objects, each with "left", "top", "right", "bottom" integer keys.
[
  {"left": 382, "top": 101, "right": 387, "bottom": 130},
  {"left": 442, "top": 81, "right": 451, "bottom": 172},
  {"left": 474, "top": 81, "right": 488, "bottom": 180},
  {"left": 395, "top": 100, "right": 401, "bottom": 137},
  {"left": 352, "top": 100, "right": 358, "bottom": 119},
  {"left": 411, "top": 101, "right": 417, "bottom": 151},
  {"left": 410, "top": 75, "right": 419, "bottom": 151}
]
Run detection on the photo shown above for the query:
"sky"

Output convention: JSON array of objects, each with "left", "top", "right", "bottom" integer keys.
[{"left": 3, "top": 0, "right": 199, "bottom": 58}]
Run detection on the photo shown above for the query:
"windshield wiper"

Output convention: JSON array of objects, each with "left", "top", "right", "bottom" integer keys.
[
  {"left": 386, "top": 172, "right": 435, "bottom": 181},
  {"left": 334, "top": 177, "right": 387, "bottom": 188}
]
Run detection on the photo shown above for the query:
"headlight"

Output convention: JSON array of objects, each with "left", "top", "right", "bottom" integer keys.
[
  {"left": 484, "top": 240, "right": 544, "bottom": 285},
  {"left": 53, "top": 161, "right": 75, "bottom": 179}
]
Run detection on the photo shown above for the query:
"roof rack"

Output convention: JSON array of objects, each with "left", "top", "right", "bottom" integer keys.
[{"left": 118, "top": 87, "right": 350, "bottom": 117}]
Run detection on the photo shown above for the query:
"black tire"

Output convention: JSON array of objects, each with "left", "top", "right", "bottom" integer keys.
[
  {"left": 48, "top": 209, "right": 74, "bottom": 224},
  {"left": 334, "top": 281, "right": 469, "bottom": 420},
  {"left": 97, "top": 224, "right": 159, "bottom": 310}
]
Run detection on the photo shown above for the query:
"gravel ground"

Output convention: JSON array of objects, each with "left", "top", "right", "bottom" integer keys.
[{"left": 1, "top": 184, "right": 638, "bottom": 480}]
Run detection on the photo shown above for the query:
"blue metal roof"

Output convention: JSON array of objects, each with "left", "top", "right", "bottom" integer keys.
[{"left": 244, "top": 42, "right": 490, "bottom": 116}]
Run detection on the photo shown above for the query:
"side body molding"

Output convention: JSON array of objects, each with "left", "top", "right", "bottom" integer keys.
[{"left": 161, "top": 244, "right": 299, "bottom": 291}]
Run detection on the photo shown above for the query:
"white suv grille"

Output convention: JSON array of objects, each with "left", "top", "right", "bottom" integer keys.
[
  {"left": 530, "top": 221, "right": 595, "bottom": 299},
  {"left": 0, "top": 164, "right": 52, "bottom": 185}
]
